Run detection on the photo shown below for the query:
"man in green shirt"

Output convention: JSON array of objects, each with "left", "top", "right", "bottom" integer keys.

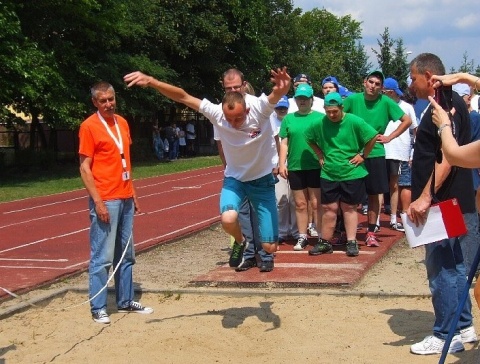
[
  {"left": 306, "top": 92, "right": 378, "bottom": 256},
  {"left": 343, "top": 70, "right": 412, "bottom": 247}
]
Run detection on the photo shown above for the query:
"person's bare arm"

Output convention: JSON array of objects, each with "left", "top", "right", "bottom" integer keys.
[
  {"left": 124, "top": 71, "right": 202, "bottom": 111},
  {"left": 79, "top": 155, "right": 109, "bottom": 223}
]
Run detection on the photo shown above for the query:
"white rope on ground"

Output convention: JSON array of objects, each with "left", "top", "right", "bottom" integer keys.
[{"left": 1, "top": 232, "right": 133, "bottom": 312}]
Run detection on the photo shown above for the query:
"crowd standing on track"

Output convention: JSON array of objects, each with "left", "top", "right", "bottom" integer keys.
[
  {"left": 124, "top": 67, "right": 291, "bottom": 273},
  {"left": 78, "top": 81, "right": 153, "bottom": 324},
  {"left": 406, "top": 53, "right": 479, "bottom": 355}
]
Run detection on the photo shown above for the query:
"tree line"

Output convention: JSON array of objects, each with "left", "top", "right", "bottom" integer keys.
[{"left": 1, "top": 0, "right": 478, "bottom": 139}]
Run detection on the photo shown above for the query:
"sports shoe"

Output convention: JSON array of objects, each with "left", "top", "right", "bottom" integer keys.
[
  {"left": 229, "top": 240, "right": 246, "bottom": 267},
  {"left": 374, "top": 224, "right": 380, "bottom": 233},
  {"left": 390, "top": 222, "right": 405, "bottom": 232},
  {"left": 309, "top": 239, "right": 333, "bottom": 256},
  {"left": 460, "top": 326, "right": 478, "bottom": 343},
  {"left": 410, "top": 335, "right": 464, "bottom": 355},
  {"left": 259, "top": 261, "right": 274, "bottom": 272},
  {"left": 307, "top": 226, "right": 318, "bottom": 237},
  {"left": 361, "top": 206, "right": 368, "bottom": 215},
  {"left": 118, "top": 301, "right": 154, "bottom": 314},
  {"left": 235, "top": 257, "right": 257, "bottom": 272},
  {"left": 92, "top": 309, "right": 110, "bottom": 324},
  {"left": 365, "top": 232, "right": 380, "bottom": 247},
  {"left": 346, "top": 240, "right": 359, "bottom": 257},
  {"left": 294, "top": 237, "right": 309, "bottom": 251}
]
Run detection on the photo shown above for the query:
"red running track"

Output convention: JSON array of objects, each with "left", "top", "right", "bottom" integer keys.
[{"left": 0, "top": 166, "right": 224, "bottom": 300}]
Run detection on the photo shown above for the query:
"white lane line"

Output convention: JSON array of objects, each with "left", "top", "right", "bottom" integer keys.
[
  {"left": 2, "top": 196, "right": 85, "bottom": 214},
  {"left": 140, "top": 179, "right": 222, "bottom": 199},
  {"left": 0, "top": 212, "right": 68, "bottom": 230},
  {"left": 1, "top": 215, "right": 221, "bottom": 270},
  {"left": 0, "top": 258, "right": 68, "bottom": 262},
  {"left": 137, "top": 169, "right": 222, "bottom": 190},
  {"left": 0, "top": 228, "right": 89, "bottom": 254},
  {"left": 145, "top": 193, "right": 220, "bottom": 214},
  {"left": 275, "top": 250, "right": 376, "bottom": 255}
]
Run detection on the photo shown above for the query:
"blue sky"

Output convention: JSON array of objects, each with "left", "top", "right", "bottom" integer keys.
[{"left": 292, "top": 1, "right": 480, "bottom": 73}]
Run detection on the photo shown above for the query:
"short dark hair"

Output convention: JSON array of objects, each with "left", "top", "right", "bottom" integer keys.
[
  {"left": 222, "top": 91, "right": 246, "bottom": 110},
  {"left": 410, "top": 53, "right": 445, "bottom": 75}
]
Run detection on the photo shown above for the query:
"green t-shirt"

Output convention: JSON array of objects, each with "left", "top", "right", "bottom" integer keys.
[
  {"left": 279, "top": 111, "right": 323, "bottom": 171},
  {"left": 305, "top": 113, "right": 378, "bottom": 181},
  {"left": 343, "top": 93, "right": 405, "bottom": 158}
]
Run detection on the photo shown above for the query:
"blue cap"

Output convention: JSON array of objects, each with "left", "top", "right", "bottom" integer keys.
[
  {"left": 322, "top": 76, "right": 339, "bottom": 89},
  {"left": 339, "top": 85, "right": 353, "bottom": 98},
  {"left": 275, "top": 95, "right": 289, "bottom": 108},
  {"left": 383, "top": 77, "right": 403, "bottom": 96}
]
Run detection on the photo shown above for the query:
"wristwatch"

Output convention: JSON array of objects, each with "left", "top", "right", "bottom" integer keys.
[{"left": 437, "top": 124, "right": 451, "bottom": 136}]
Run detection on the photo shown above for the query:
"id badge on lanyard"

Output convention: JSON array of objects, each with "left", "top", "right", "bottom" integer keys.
[{"left": 98, "top": 112, "right": 130, "bottom": 180}]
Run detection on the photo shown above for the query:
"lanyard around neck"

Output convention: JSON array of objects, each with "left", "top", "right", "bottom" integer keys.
[{"left": 97, "top": 111, "right": 127, "bottom": 169}]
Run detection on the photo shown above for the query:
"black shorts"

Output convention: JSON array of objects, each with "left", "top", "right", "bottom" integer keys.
[
  {"left": 386, "top": 159, "right": 401, "bottom": 177},
  {"left": 320, "top": 177, "right": 366, "bottom": 205},
  {"left": 288, "top": 169, "right": 321, "bottom": 190},
  {"left": 364, "top": 157, "right": 389, "bottom": 195}
]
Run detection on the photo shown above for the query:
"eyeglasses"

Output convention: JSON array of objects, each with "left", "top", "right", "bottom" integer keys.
[{"left": 224, "top": 85, "right": 243, "bottom": 92}]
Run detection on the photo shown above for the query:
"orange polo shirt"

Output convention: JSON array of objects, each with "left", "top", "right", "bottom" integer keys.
[{"left": 78, "top": 113, "right": 134, "bottom": 201}]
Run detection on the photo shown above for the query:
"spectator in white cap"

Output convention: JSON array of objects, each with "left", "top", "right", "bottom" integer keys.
[{"left": 382, "top": 77, "right": 418, "bottom": 232}]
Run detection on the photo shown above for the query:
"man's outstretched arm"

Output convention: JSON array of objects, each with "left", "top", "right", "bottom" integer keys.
[{"left": 124, "top": 71, "right": 202, "bottom": 111}]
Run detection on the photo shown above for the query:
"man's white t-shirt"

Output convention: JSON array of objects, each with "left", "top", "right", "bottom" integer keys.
[
  {"left": 384, "top": 100, "right": 418, "bottom": 161},
  {"left": 288, "top": 96, "right": 325, "bottom": 114},
  {"left": 201, "top": 93, "right": 277, "bottom": 182},
  {"left": 471, "top": 94, "right": 479, "bottom": 112}
]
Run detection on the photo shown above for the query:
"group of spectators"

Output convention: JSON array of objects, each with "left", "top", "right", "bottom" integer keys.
[
  {"left": 79, "top": 57, "right": 480, "bottom": 358},
  {"left": 152, "top": 119, "right": 197, "bottom": 161}
]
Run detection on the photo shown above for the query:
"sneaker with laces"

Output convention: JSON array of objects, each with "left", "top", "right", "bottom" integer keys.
[
  {"left": 294, "top": 237, "right": 309, "bottom": 251},
  {"left": 92, "top": 309, "right": 111, "bottom": 324},
  {"left": 390, "top": 222, "right": 405, "bottom": 232},
  {"left": 229, "top": 240, "right": 246, "bottom": 267},
  {"left": 410, "top": 335, "right": 464, "bottom": 355},
  {"left": 460, "top": 326, "right": 478, "bottom": 343},
  {"left": 307, "top": 226, "right": 318, "bottom": 237},
  {"left": 118, "top": 301, "right": 154, "bottom": 314},
  {"left": 346, "top": 240, "right": 359, "bottom": 257},
  {"left": 235, "top": 257, "right": 257, "bottom": 272},
  {"left": 309, "top": 239, "right": 333, "bottom": 256},
  {"left": 361, "top": 206, "right": 368, "bottom": 215},
  {"left": 365, "top": 232, "right": 380, "bottom": 247},
  {"left": 259, "top": 261, "right": 274, "bottom": 272}
]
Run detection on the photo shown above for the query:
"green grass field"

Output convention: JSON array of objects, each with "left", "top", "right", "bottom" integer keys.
[{"left": 0, "top": 156, "right": 221, "bottom": 203}]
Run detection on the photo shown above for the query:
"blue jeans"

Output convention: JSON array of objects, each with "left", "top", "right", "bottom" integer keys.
[
  {"left": 459, "top": 212, "right": 480, "bottom": 275},
  {"left": 88, "top": 198, "right": 136, "bottom": 313},
  {"left": 220, "top": 174, "right": 278, "bottom": 243},
  {"left": 238, "top": 198, "right": 273, "bottom": 263},
  {"left": 425, "top": 213, "right": 476, "bottom": 339}
]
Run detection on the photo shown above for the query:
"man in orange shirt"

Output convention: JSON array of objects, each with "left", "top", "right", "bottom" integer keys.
[{"left": 79, "top": 81, "right": 153, "bottom": 324}]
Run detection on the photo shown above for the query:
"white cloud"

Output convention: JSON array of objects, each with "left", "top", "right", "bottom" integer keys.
[{"left": 292, "top": 0, "right": 480, "bottom": 70}]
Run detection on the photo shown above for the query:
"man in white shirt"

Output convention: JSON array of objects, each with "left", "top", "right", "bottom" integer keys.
[{"left": 124, "top": 68, "right": 291, "bottom": 272}]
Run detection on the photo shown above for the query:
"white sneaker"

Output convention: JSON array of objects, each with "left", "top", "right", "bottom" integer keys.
[
  {"left": 410, "top": 335, "right": 464, "bottom": 355},
  {"left": 460, "top": 326, "right": 478, "bottom": 343},
  {"left": 293, "top": 237, "right": 309, "bottom": 251},
  {"left": 307, "top": 226, "right": 318, "bottom": 237}
]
